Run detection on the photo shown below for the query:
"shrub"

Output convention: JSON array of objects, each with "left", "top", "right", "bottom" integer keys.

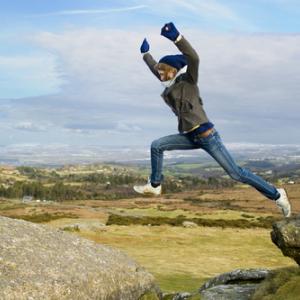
[
  {"left": 10, "top": 212, "right": 78, "bottom": 223},
  {"left": 106, "top": 214, "right": 278, "bottom": 229}
]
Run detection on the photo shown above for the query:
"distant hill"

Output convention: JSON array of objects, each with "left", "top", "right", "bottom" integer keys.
[{"left": 0, "top": 143, "right": 299, "bottom": 166}]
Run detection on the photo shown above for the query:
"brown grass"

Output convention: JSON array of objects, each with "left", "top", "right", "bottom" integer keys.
[{"left": 1, "top": 184, "right": 299, "bottom": 294}]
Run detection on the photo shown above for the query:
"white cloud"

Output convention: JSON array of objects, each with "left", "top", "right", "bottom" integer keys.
[
  {"left": 116, "top": 121, "right": 142, "bottom": 132},
  {"left": 168, "top": 0, "right": 238, "bottom": 20},
  {"left": 140, "top": 0, "right": 256, "bottom": 31},
  {"left": 31, "top": 28, "right": 165, "bottom": 107},
  {"left": 2, "top": 28, "right": 300, "bottom": 145},
  {"left": 14, "top": 121, "right": 48, "bottom": 132},
  {"left": 0, "top": 54, "right": 63, "bottom": 98},
  {"left": 47, "top": 5, "right": 146, "bottom": 15},
  {"left": 35, "top": 5, "right": 147, "bottom": 16}
]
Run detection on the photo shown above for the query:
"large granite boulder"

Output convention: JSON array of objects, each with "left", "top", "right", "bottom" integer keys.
[
  {"left": 0, "top": 216, "right": 160, "bottom": 300},
  {"left": 271, "top": 217, "right": 300, "bottom": 265},
  {"left": 199, "top": 269, "right": 270, "bottom": 300}
]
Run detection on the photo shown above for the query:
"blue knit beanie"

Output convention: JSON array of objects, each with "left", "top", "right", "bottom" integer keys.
[{"left": 158, "top": 54, "right": 187, "bottom": 70}]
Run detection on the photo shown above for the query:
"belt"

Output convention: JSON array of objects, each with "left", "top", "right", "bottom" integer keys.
[{"left": 195, "top": 127, "right": 215, "bottom": 138}]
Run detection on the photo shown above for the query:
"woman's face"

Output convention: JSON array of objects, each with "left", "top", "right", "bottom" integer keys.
[
  {"left": 158, "top": 69, "right": 172, "bottom": 81},
  {"left": 155, "top": 63, "right": 177, "bottom": 82}
]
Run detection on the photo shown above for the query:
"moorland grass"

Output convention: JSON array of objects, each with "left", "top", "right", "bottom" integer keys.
[
  {"left": 252, "top": 266, "right": 300, "bottom": 300},
  {"left": 9, "top": 212, "right": 78, "bottom": 223},
  {"left": 78, "top": 225, "right": 296, "bottom": 293},
  {"left": 113, "top": 207, "right": 200, "bottom": 219},
  {"left": 0, "top": 201, "right": 27, "bottom": 211},
  {"left": 154, "top": 273, "right": 205, "bottom": 295},
  {"left": 106, "top": 213, "right": 280, "bottom": 229}
]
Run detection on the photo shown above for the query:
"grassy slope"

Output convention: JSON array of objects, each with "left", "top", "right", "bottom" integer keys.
[
  {"left": 1, "top": 195, "right": 298, "bottom": 294},
  {"left": 77, "top": 225, "right": 296, "bottom": 293}
]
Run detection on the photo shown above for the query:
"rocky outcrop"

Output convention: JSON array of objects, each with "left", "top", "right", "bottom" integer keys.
[
  {"left": 0, "top": 216, "right": 160, "bottom": 300},
  {"left": 197, "top": 217, "right": 300, "bottom": 299},
  {"left": 182, "top": 221, "right": 198, "bottom": 228},
  {"left": 199, "top": 269, "right": 271, "bottom": 300},
  {"left": 61, "top": 221, "right": 106, "bottom": 232},
  {"left": 271, "top": 217, "right": 300, "bottom": 265}
]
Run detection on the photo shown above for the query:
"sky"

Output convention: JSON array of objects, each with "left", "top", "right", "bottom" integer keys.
[{"left": 0, "top": 0, "right": 300, "bottom": 147}]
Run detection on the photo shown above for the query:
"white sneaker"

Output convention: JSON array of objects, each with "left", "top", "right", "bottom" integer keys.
[
  {"left": 133, "top": 181, "right": 161, "bottom": 196},
  {"left": 275, "top": 188, "right": 291, "bottom": 217}
]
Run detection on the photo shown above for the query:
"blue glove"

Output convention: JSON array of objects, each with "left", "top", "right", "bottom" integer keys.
[
  {"left": 140, "top": 38, "right": 150, "bottom": 54},
  {"left": 161, "top": 22, "right": 179, "bottom": 42}
]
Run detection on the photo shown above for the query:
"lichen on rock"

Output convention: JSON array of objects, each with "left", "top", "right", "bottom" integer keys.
[{"left": 271, "top": 217, "right": 300, "bottom": 265}]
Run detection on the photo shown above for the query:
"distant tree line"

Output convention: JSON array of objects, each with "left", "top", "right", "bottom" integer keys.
[
  {"left": 0, "top": 168, "right": 237, "bottom": 201},
  {"left": 0, "top": 181, "right": 139, "bottom": 201},
  {"left": 0, "top": 181, "right": 82, "bottom": 201},
  {"left": 68, "top": 173, "right": 139, "bottom": 185}
]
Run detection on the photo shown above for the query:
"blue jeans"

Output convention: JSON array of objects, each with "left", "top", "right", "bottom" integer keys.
[{"left": 150, "top": 128, "right": 280, "bottom": 200}]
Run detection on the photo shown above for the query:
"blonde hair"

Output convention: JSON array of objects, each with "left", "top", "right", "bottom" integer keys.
[{"left": 155, "top": 63, "right": 177, "bottom": 73}]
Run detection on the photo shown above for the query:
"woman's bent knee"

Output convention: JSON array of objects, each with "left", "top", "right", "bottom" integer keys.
[{"left": 151, "top": 139, "right": 162, "bottom": 151}]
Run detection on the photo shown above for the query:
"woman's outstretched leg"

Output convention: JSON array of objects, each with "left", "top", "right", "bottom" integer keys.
[{"left": 198, "top": 129, "right": 291, "bottom": 217}]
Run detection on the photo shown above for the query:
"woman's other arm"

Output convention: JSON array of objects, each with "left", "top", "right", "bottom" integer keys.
[{"left": 140, "top": 38, "right": 160, "bottom": 80}]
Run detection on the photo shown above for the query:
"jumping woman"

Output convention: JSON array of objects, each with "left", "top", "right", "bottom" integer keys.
[{"left": 133, "top": 22, "right": 291, "bottom": 217}]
